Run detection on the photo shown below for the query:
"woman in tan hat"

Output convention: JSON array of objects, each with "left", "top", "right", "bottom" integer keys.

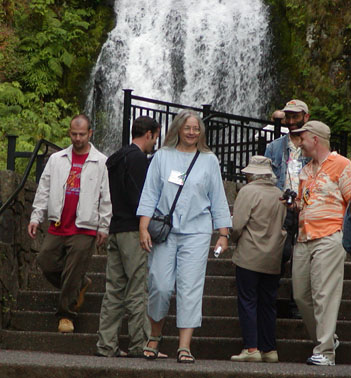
[{"left": 230, "top": 155, "right": 287, "bottom": 363}]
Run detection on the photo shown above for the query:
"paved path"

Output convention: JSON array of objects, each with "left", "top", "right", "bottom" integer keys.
[{"left": 0, "top": 350, "right": 351, "bottom": 378}]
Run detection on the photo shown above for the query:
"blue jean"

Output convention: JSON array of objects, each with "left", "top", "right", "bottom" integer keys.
[
  {"left": 148, "top": 232, "right": 211, "bottom": 328},
  {"left": 236, "top": 265, "right": 280, "bottom": 352}
]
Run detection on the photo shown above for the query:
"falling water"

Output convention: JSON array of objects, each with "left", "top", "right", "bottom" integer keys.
[{"left": 85, "top": 0, "right": 274, "bottom": 154}]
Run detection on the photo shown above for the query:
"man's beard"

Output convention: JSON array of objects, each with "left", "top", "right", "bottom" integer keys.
[{"left": 289, "top": 118, "right": 305, "bottom": 132}]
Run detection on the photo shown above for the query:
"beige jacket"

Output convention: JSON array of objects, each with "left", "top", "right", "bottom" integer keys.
[
  {"left": 231, "top": 179, "right": 287, "bottom": 275},
  {"left": 30, "top": 143, "right": 112, "bottom": 234}
]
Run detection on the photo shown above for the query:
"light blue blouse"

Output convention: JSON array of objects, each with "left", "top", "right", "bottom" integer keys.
[{"left": 137, "top": 147, "right": 231, "bottom": 234}]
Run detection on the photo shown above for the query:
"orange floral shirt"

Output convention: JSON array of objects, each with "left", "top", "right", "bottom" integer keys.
[{"left": 297, "top": 152, "right": 351, "bottom": 242}]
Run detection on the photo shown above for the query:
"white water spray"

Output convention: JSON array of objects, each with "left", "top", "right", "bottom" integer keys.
[{"left": 85, "top": 0, "right": 274, "bottom": 153}]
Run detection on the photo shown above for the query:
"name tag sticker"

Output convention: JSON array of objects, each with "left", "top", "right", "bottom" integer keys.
[{"left": 168, "top": 170, "right": 184, "bottom": 186}]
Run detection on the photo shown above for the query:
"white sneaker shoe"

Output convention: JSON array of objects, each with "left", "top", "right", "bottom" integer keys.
[
  {"left": 306, "top": 353, "right": 335, "bottom": 366},
  {"left": 230, "top": 349, "right": 262, "bottom": 362},
  {"left": 261, "top": 350, "right": 279, "bottom": 363}
]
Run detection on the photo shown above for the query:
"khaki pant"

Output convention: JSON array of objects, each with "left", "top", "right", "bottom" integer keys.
[
  {"left": 37, "top": 233, "right": 96, "bottom": 319},
  {"left": 96, "top": 232, "right": 149, "bottom": 356},
  {"left": 292, "top": 231, "right": 345, "bottom": 361}
]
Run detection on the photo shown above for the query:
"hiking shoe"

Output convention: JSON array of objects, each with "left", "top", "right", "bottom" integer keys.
[
  {"left": 58, "top": 318, "right": 74, "bottom": 333},
  {"left": 74, "top": 277, "right": 92, "bottom": 311},
  {"left": 261, "top": 350, "right": 279, "bottom": 363},
  {"left": 230, "top": 349, "right": 262, "bottom": 362},
  {"left": 306, "top": 354, "right": 335, "bottom": 366}
]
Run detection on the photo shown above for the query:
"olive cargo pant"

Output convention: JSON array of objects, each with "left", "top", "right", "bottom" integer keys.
[{"left": 96, "top": 232, "right": 149, "bottom": 356}]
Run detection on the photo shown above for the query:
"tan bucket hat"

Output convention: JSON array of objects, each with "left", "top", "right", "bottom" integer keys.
[{"left": 241, "top": 155, "right": 276, "bottom": 178}]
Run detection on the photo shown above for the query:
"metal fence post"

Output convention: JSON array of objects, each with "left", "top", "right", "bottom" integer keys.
[
  {"left": 257, "top": 136, "right": 267, "bottom": 155},
  {"left": 202, "top": 104, "right": 212, "bottom": 141},
  {"left": 36, "top": 154, "right": 45, "bottom": 183},
  {"left": 273, "top": 118, "right": 282, "bottom": 140},
  {"left": 122, "top": 89, "right": 133, "bottom": 146},
  {"left": 6, "top": 135, "right": 18, "bottom": 171}
]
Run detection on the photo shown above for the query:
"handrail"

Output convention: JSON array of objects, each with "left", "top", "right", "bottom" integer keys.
[
  {"left": 0, "top": 139, "right": 62, "bottom": 216},
  {"left": 131, "top": 93, "right": 203, "bottom": 112},
  {"left": 202, "top": 111, "right": 271, "bottom": 126}
]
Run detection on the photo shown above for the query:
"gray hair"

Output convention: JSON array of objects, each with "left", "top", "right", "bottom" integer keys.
[
  {"left": 246, "top": 173, "right": 276, "bottom": 185},
  {"left": 162, "top": 109, "right": 211, "bottom": 153}
]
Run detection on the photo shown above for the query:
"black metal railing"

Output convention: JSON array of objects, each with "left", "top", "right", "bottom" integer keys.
[
  {"left": 122, "top": 89, "right": 284, "bottom": 181},
  {"left": 0, "top": 136, "right": 62, "bottom": 216},
  {"left": 122, "top": 90, "right": 349, "bottom": 181},
  {"left": 122, "top": 89, "right": 205, "bottom": 147}
]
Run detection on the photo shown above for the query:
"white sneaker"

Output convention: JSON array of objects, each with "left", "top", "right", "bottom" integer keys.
[
  {"left": 230, "top": 349, "right": 262, "bottom": 362},
  {"left": 261, "top": 350, "right": 279, "bottom": 363},
  {"left": 334, "top": 338, "right": 340, "bottom": 350},
  {"left": 306, "top": 354, "right": 335, "bottom": 366}
]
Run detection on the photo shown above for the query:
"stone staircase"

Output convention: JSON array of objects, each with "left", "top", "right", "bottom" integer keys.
[{"left": 1, "top": 244, "right": 351, "bottom": 365}]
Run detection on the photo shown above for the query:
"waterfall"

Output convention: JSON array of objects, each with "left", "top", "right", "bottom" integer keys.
[{"left": 85, "top": 0, "right": 274, "bottom": 154}]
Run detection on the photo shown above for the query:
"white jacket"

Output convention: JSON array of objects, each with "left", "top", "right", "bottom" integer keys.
[{"left": 30, "top": 143, "right": 112, "bottom": 234}]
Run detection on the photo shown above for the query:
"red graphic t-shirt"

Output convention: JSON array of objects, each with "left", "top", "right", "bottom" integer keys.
[{"left": 48, "top": 151, "right": 97, "bottom": 236}]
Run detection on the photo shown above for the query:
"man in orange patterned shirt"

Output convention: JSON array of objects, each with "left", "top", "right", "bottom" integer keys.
[{"left": 290, "top": 121, "right": 351, "bottom": 366}]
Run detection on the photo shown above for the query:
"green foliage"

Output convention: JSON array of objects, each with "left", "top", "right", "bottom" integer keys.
[
  {"left": 0, "top": 0, "right": 15, "bottom": 24},
  {"left": 0, "top": 0, "right": 114, "bottom": 175},
  {"left": 264, "top": 0, "right": 351, "bottom": 134},
  {"left": 16, "top": 3, "right": 92, "bottom": 97},
  {"left": 0, "top": 81, "right": 74, "bottom": 172}
]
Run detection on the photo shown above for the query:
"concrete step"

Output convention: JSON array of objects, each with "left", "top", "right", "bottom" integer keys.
[
  {"left": 9, "top": 311, "right": 351, "bottom": 341},
  {"left": 1, "top": 350, "right": 351, "bottom": 378},
  {"left": 16, "top": 290, "right": 351, "bottom": 320},
  {"left": 26, "top": 271, "right": 351, "bottom": 299},
  {"left": 89, "top": 255, "right": 236, "bottom": 276},
  {"left": 88, "top": 254, "right": 351, "bottom": 278},
  {"left": 1, "top": 329, "right": 351, "bottom": 364}
]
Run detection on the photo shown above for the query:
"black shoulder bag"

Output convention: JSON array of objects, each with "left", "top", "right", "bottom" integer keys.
[{"left": 148, "top": 150, "right": 200, "bottom": 243}]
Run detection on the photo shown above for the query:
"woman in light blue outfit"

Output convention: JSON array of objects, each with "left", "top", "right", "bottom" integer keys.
[{"left": 137, "top": 109, "right": 231, "bottom": 363}]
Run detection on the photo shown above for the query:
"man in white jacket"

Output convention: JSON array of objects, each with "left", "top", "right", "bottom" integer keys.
[{"left": 28, "top": 114, "right": 111, "bottom": 333}]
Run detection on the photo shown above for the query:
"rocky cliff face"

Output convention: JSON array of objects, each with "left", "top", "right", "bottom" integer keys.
[{"left": 266, "top": 0, "right": 351, "bottom": 131}]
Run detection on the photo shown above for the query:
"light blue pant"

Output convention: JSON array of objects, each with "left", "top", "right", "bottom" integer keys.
[{"left": 148, "top": 232, "right": 211, "bottom": 328}]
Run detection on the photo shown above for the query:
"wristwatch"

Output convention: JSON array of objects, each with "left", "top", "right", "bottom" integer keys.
[{"left": 219, "top": 234, "right": 230, "bottom": 239}]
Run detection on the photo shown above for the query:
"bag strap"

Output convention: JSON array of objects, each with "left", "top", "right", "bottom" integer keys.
[{"left": 169, "top": 150, "right": 200, "bottom": 216}]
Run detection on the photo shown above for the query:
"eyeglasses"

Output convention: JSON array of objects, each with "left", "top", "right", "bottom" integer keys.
[{"left": 183, "top": 127, "right": 201, "bottom": 134}]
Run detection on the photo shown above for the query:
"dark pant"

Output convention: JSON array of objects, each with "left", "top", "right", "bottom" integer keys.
[
  {"left": 37, "top": 233, "right": 96, "bottom": 320},
  {"left": 236, "top": 265, "right": 280, "bottom": 352},
  {"left": 281, "top": 209, "right": 299, "bottom": 313},
  {"left": 281, "top": 208, "right": 298, "bottom": 276}
]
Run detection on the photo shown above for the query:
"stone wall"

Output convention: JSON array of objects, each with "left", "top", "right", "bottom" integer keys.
[{"left": 0, "top": 171, "right": 47, "bottom": 328}]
